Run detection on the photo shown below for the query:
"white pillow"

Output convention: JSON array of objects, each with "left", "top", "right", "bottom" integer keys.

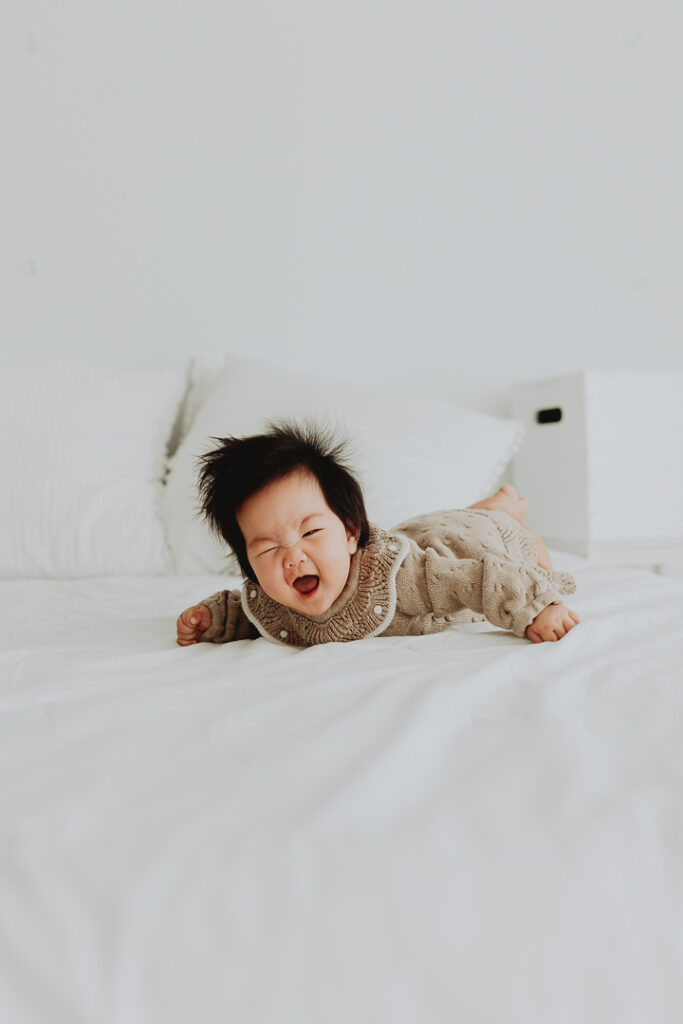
[
  {"left": 163, "top": 355, "right": 524, "bottom": 574},
  {"left": 0, "top": 361, "right": 187, "bottom": 577}
]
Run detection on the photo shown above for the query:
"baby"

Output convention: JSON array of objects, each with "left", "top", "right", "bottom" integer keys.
[{"left": 176, "top": 422, "right": 579, "bottom": 648}]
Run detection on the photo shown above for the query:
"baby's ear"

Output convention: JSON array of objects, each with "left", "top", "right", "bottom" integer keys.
[{"left": 346, "top": 525, "right": 360, "bottom": 554}]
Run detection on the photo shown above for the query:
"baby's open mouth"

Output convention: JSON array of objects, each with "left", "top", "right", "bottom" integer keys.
[{"left": 293, "top": 575, "right": 319, "bottom": 596}]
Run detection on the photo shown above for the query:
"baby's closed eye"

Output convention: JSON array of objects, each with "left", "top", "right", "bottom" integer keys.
[{"left": 256, "top": 528, "right": 322, "bottom": 557}]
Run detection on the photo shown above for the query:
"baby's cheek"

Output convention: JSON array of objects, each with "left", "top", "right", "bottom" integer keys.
[{"left": 252, "top": 568, "right": 279, "bottom": 601}]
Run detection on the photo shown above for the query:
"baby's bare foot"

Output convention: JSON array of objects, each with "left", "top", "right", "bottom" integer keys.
[{"left": 469, "top": 484, "right": 529, "bottom": 524}]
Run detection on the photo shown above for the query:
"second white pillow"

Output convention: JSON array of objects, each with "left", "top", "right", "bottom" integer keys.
[{"left": 0, "top": 361, "right": 187, "bottom": 578}]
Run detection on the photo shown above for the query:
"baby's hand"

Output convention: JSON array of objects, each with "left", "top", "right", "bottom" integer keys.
[
  {"left": 526, "top": 603, "right": 580, "bottom": 643},
  {"left": 176, "top": 604, "right": 211, "bottom": 646}
]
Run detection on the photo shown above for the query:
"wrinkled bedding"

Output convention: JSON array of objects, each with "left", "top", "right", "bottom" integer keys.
[{"left": 1, "top": 554, "right": 682, "bottom": 1023}]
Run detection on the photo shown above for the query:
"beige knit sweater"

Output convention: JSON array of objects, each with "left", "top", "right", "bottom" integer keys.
[{"left": 198, "top": 508, "right": 576, "bottom": 648}]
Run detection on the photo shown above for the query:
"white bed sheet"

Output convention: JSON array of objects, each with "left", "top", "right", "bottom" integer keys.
[{"left": 1, "top": 555, "right": 683, "bottom": 1024}]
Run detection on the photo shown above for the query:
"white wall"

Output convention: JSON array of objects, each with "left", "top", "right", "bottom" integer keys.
[{"left": 3, "top": 1, "right": 682, "bottom": 415}]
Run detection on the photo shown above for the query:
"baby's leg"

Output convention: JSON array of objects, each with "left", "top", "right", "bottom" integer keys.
[
  {"left": 468, "top": 485, "right": 553, "bottom": 571},
  {"left": 469, "top": 483, "right": 528, "bottom": 523},
  {"left": 533, "top": 533, "right": 553, "bottom": 572}
]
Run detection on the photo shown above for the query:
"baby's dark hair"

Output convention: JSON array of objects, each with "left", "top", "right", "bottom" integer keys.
[{"left": 197, "top": 420, "right": 370, "bottom": 581}]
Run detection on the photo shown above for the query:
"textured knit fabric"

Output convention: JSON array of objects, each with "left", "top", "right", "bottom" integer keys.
[{"left": 199, "top": 509, "right": 576, "bottom": 648}]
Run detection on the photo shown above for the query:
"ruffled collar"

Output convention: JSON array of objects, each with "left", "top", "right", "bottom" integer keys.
[{"left": 241, "top": 525, "right": 410, "bottom": 647}]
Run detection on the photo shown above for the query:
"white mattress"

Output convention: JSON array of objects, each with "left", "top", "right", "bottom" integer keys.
[{"left": 2, "top": 554, "right": 683, "bottom": 1023}]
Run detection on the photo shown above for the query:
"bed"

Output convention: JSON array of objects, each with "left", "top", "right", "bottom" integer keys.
[{"left": 2, "top": 357, "right": 682, "bottom": 1023}]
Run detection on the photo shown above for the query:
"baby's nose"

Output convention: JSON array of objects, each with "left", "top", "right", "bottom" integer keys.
[{"left": 284, "top": 547, "right": 305, "bottom": 567}]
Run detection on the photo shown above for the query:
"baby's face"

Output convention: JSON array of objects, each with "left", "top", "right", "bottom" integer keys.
[{"left": 236, "top": 469, "right": 359, "bottom": 616}]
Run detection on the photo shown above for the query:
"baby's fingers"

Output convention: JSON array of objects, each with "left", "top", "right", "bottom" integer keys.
[
  {"left": 177, "top": 615, "right": 199, "bottom": 643},
  {"left": 189, "top": 605, "right": 211, "bottom": 628},
  {"left": 176, "top": 605, "right": 211, "bottom": 647}
]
